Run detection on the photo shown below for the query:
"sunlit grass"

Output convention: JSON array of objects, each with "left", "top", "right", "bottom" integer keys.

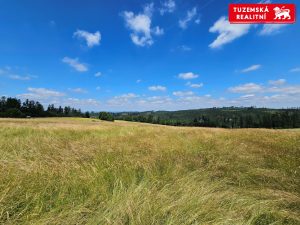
[{"left": 0, "top": 118, "right": 299, "bottom": 224}]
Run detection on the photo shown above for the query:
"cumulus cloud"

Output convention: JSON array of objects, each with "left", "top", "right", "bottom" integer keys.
[
  {"left": 259, "top": 24, "right": 287, "bottom": 36},
  {"left": 179, "top": 7, "right": 198, "bottom": 29},
  {"left": 186, "top": 82, "right": 203, "bottom": 88},
  {"left": 240, "top": 64, "right": 261, "bottom": 73},
  {"left": 73, "top": 30, "right": 101, "bottom": 48},
  {"left": 160, "top": 0, "right": 176, "bottom": 15},
  {"left": 178, "top": 72, "right": 199, "bottom": 80},
  {"left": 209, "top": 17, "right": 252, "bottom": 49},
  {"left": 122, "top": 3, "right": 163, "bottom": 47},
  {"left": 62, "top": 57, "right": 88, "bottom": 72},
  {"left": 148, "top": 85, "right": 167, "bottom": 91}
]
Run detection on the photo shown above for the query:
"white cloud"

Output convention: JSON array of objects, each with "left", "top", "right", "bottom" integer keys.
[
  {"left": 267, "top": 85, "right": 300, "bottom": 94},
  {"left": 268, "top": 79, "right": 286, "bottom": 86},
  {"left": 290, "top": 67, "right": 300, "bottom": 73},
  {"left": 178, "top": 72, "right": 199, "bottom": 80},
  {"left": 186, "top": 81, "right": 203, "bottom": 88},
  {"left": 62, "top": 57, "right": 88, "bottom": 72},
  {"left": 229, "top": 81, "right": 300, "bottom": 95},
  {"left": 228, "top": 83, "right": 263, "bottom": 93},
  {"left": 17, "top": 87, "right": 100, "bottom": 110},
  {"left": 136, "top": 79, "right": 142, "bottom": 83},
  {"left": 64, "top": 98, "right": 100, "bottom": 108},
  {"left": 173, "top": 91, "right": 194, "bottom": 97},
  {"left": 9, "top": 74, "right": 36, "bottom": 80},
  {"left": 68, "top": 88, "right": 87, "bottom": 94},
  {"left": 18, "top": 87, "right": 65, "bottom": 100},
  {"left": 209, "top": 16, "right": 252, "bottom": 49},
  {"left": 73, "top": 30, "right": 101, "bottom": 48},
  {"left": 179, "top": 7, "right": 197, "bottom": 29},
  {"left": 96, "top": 86, "right": 101, "bottom": 91},
  {"left": 122, "top": 3, "right": 163, "bottom": 47},
  {"left": 0, "top": 67, "right": 37, "bottom": 80},
  {"left": 241, "top": 64, "right": 261, "bottom": 73},
  {"left": 178, "top": 45, "right": 191, "bottom": 51},
  {"left": 148, "top": 85, "right": 167, "bottom": 91},
  {"left": 160, "top": 0, "right": 176, "bottom": 15},
  {"left": 94, "top": 72, "right": 102, "bottom": 77},
  {"left": 153, "top": 26, "right": 164, "bottom": 35},
  {"left": 107, "top": 93, "right": 139, "bottom": 106},
  {"left": 259, "top": 24, "right": 287, "bottom": 36}
]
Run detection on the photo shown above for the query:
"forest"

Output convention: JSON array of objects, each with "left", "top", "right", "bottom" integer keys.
[
  {"left": 114, "top": 107, "right": 300, "bottom": 128},
  {"left": 1, "top": 96, "right": 300, "bottom": 128},
  {"left": 0, "top": 96, "right": 90, "bottom": 118}
]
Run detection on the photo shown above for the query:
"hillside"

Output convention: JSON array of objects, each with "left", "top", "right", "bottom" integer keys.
[
  {"left": 114, "top": 107, "right": 300, "bottom": 128},
  {"left": 0, "top": 118, "right": 299, "bottom": 224}
]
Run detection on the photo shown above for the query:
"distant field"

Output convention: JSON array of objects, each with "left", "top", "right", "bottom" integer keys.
[{"left": 0, "top": 118, "right": 299, "bottom": 224}]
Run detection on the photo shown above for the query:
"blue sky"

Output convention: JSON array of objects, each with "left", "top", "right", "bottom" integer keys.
[{"left": 0, "top": 0, "right": 299, "bottom": 111}]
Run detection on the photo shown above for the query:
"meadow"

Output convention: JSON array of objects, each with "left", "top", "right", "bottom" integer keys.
[{"left": 0, "top": 118, "right": 299, "bottom": 225}]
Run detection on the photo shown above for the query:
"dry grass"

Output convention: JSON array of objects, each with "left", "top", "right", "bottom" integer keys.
[{"left": 0, "top": 118, "right": 299, "bottom": 225}]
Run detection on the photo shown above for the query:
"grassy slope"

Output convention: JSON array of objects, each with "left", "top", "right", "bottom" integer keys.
[{"left": 0, "top": 118, "right": 299, "bottom": 225}]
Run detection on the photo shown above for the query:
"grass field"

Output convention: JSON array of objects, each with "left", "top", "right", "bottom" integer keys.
[{"left": 0, "top": 118, "right": 299, "bottom": 225}]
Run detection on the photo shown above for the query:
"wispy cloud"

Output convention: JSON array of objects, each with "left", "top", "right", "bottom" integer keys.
[
  {"left": 62, "top": 57, "right": 88, "bottom": 72},
  {"left": 290, "top": 67, "right": 300, "bottom": 73},
  {"left": 73, "top": 29, "right": 101, "bottom": 48},
  {"left": 228, "top": 83, "right": 263, "bottom": 93},
  {"left": 160, "top": 0, "right": 176, "bottom": 15},
  {"left": 173, "top": 91, "right": 194, "bottom": 97},
  {"left": 229, "top": 81, "right": 300, "bottom": 95},
  {"left": 209, "top": 17, "right": 252, "bottom": 49},
  {"left": 186, "top": 81, "right": 203, "bottom": 88},
  {"left": 9, "top": 74, "right": 37, "bottom": 80},
  {"left": 68, "top": 88, "right": 88, "bottom": 94},
  {"left": 94, "top": 72, "right": 102, "bottom": 77},
  {"left": 18, "top": 87, "right": 65, "bottom": 100},
  {"left": 268, "top": 79, "right": 286, "bottom": 86},
  {"left": 179, "top": 7, "right": 198, "bottom": 29},
  {"left": 178, "top": 45, "right": 192, "bottom": 51},
  {"left": 240, "top": 64, "right": 261, "bottom": 73},
  {"left": 148, "top": 85, "right": 167, "bottom": 91},
  {"left": 178, "top": 72, "right": 199, "bottom": 80},
  {"left": 0, "top": 67, "right": 37, "bottom": 81},
  {"left": 259, "top": 24, "right": 287, "bottom": 36}
]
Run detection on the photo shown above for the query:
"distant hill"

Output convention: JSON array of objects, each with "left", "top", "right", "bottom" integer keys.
[{"left": 113, "top": 107, "right": 300, "bottom": 128}]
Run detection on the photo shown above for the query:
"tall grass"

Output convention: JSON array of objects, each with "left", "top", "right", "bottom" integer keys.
[{"left": 0, "top": 118, "right": 299, "bottom": 224}]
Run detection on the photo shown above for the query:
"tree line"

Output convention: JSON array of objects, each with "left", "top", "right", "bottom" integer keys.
[
  {"left": 0, "top": 96, "right": 90, "bottom": 118},
  {"left": 1, "top": 96, "right": 299, "bottom": 128},
  {"left": 114, "top": 107, "right": 300, "bottom": 128}
]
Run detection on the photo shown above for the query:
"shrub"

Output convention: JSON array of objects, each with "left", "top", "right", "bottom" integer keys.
[{"left": 98, "top": 111, "right": 114, "bottom": 121}]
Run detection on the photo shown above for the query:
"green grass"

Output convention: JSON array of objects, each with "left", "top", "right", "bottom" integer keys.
[{"left": 0, "top": 118, "right": 299, "bottom": 224}]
